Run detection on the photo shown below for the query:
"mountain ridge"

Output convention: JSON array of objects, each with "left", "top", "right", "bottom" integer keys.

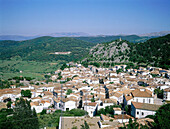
[
  {"left": 0, "top": 36, "right": 96, "bottom": 62},
  {"left": 1, "top": 31, "right": 169, "bottom": 41}
]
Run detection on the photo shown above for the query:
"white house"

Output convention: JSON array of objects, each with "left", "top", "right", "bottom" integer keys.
[
  {"left": 113, "top": 108, "right": 122, "bottom": 115},
  {"left": 54, "top": 98, "right": 77, "bottom": 111},
  {"left": 131, "top": 102, "right": 161, "bottom": 119},
  {"left": 110, "top": 92, "right": 123, "bottom": 104},
  {"left": 63, "top": 100, "right": 77, "bottom": 111},
  {"left": 84, "top": 102, "right": 98, "bottom": 117},
  {"left": 163, "top": 88, "right": 170, "bottom": 101},
  {"left": 123, "top": 89, "right": 154, "bottom": 107},
  {"left": 109, "top": 76, "right": 120, "bottom": 84},
  {"left": 30, "top": 100, "right": 51, "bottom": 113},
  {"left": 98, "top": 99, "right": 116, "bottom": 110},
  {"left": 157, "top": 85, "right": 170, "bottom": 90}
]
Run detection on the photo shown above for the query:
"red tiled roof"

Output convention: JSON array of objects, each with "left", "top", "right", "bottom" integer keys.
[{"left": 132, "top": 102, "right": 161, "bottom": 111}]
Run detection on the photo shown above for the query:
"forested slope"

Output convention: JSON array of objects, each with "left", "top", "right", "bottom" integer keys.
[{"left": 0, "top": 36, "right": 97, "bottom": 62}]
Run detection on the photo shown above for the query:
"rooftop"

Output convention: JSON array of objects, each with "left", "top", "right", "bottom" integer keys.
[
  {"left": 60, "top": 116, "right": 100, "bottom": 129},
  {"left": 132, "top": 102, "right": 161, "bottom": 111}
]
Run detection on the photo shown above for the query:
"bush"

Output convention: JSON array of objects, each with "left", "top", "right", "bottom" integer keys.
[
  {"left": 109, "top": 119, "right": 113, "bottom": 122},
  {"left": 66, "top": 89, "right": 72, "bottom": 95},
  {"left": 68, "top": 109, "right": 87, "bottom": 116},
  {"left": 40, "top": 109, "right": 47, "bottom": 115}
]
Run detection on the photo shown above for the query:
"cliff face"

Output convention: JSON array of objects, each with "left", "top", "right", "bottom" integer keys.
[{"left": 84, "top": 40, "right": 131, "bottom": 63}]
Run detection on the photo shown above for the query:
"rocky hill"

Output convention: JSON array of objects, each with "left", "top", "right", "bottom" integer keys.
[
  {"left": 84, "top": 39, "right": 130, "bottom": 63},
  {"left": 82, "top": 34, "right": 170, "bottom": 69}
]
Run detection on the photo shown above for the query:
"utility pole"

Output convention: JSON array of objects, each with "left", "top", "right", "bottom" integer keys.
[
  {"left": 122, "top": 106, "right": 124, "bottom": 124},
  {"left": 60, "top": 84, "right": 63, "bottom": 129},
  {"left": 122, "top": 93, "right": 124, "bottom": 124}
]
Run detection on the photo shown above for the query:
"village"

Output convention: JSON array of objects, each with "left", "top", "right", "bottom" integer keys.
[{"left": 0, "top": 62, "right": 170, "bottom": 128}]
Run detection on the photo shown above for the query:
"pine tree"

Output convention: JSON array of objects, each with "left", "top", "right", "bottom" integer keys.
[{"left": 12, "top": 97, "right": 39, "bottom": 129}]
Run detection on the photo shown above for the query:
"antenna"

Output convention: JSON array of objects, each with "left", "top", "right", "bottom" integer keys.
[{"left": 85, "top": 91, "right": 87, "bottom": 116}]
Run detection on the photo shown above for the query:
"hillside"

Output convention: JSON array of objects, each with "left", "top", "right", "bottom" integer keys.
[
  {"left": 75, "top": 35, "right": 153, "bottom": 43},
  {"left": 83, "top": 39, "right": 130, "bottom": 63},
  {"left": 0, "top": 36, "right": 97, "bottom": 62},
  {"left": 129, "top": 34, "right": 170, "bottom": 69},
  {"left": 82, "top": 34, "right": 170, "bottom": 69}
]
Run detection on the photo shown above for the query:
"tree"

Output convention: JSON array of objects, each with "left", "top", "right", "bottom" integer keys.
[
  {"left": 6, "top": 101, "right": 12, "bottom": 108},
  {"left": 66, "top": 89, "right": 72, "bottom": 95},
  {"left": 57, "top": 75, "right": 62, "bottom": 80},
  {"left": 153, "top": 104, "right": 170, "bottom": 129},
  {"left": 44, "top": 75, "right": 51, "bottom": 79},
  {"left": 60, "top": 63, "right": 68, "bottom": 70},
  {"left": 72, "top": 126, "right": 78, "bottom": 129},
  {"left": 91, "top": 95, "right": 95, "bottom": 102},
  {"left": 21, "top": 90, "right": 32, "bottom": 98},
  {"left": 154, "top": 88, "right": 164, "bottom": 99},
  {"left": 12, "top": 98, "right": 39, "bottom": 129},
  {"left": 0, "top": 108, "right": 13, "bottom": 129},
  {"left": 68, "top": 109, "right": 87, "bottom": 116},
  {"left": 81, "top": 121, "right": 90, "bottom": 129},
  {"left": 78, "top": 100, "right": 83, "bottom": 108},
  {"left": 66, "top": 78, "right": 72, "bottom": 82},
  {"left": 45, "top": 79, "right": 52, "bottom": 84},
  {"left": 40, "top": 109, "right": 47, "bottom": 115},
  {"left": 97, "top": 105, "right": 120, "bottom": 117},
  {"left": 125, "top": 105, "right": 131, "bottom": 115}
]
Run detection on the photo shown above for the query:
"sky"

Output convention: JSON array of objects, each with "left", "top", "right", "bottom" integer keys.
[{"left": 0, "top": 0, "right": 170, "bottom": 36}]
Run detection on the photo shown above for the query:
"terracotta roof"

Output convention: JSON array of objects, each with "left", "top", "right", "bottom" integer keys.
[
  {"left": 151, "top": 70, "right": 159, "bottom": 74},
  {"left": 131, "top": 89, "right": 152, "bottom": 98},
  {"left": 85, "top": 102, "right": 97, "bottom": 106},
  {"left": 44, "top": 91, "right": 53, "bottom": 95},
  {"left": 112, "top": 92, "right": 122, "bottom": 98},
  {"left": 30, "top": 101, "right": 39, "bottom": 106},
  {"left": 132, "top": 102, "right": 161, "bottom": 111},
  {"left": 164, "top": 88, "right": 170, "bottom": 92},
  {"left": 102, "top": 98, "right": 117, "bottom": 103},
  {"left": 113, "top": 108, "right": 121, "bottom": 111},
  {"left": 114, "top": 114, "right": 133, "bottom": 119}
]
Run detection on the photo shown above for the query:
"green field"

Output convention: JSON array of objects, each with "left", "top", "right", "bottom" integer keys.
[{"left": 0, "top": 60, "right": 63, "bottom": 80}]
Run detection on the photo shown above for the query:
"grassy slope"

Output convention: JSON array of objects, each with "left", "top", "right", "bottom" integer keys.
[
  {"left": 0, "top": 36, "right": 96, "bottom": 80},
  {"left": 0, "top": 60, "right": 62, "bottom": 80}
]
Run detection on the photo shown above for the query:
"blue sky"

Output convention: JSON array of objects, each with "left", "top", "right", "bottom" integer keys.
[{"left": 0, "top": 0, "right": 170, "bottom": 35}]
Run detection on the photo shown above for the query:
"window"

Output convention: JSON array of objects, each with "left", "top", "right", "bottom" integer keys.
[
  {"left": 142, "top": 112, "right": 144, "bottom": 115},
  {"left": 143, "top": 99, "right": 145, "bottom": 103},
  {"left": 137, "top": 111, "right": 139, "bottom": 115},
  {"left": 149, "top": 99, "right": 150, "bottom": 103},
  {"left": 136, "top": 99, "right": 138, "bottom": 102}
]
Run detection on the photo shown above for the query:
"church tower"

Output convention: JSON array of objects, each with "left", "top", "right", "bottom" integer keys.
[{"left": 119, "top": 37, "right": 122, "bottom": 41}]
